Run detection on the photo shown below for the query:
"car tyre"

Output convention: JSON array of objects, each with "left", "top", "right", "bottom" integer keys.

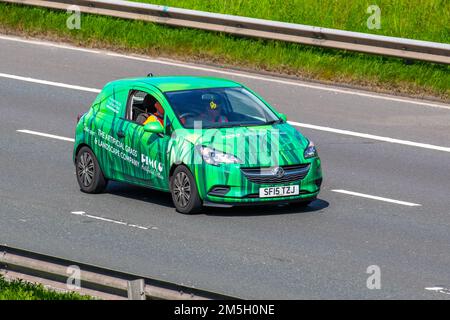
[
  {"left": 170, "top": 165, "right": 202, "bottom": 214},
  {"left": 76, "top": 146, "right": 107, "bottom": 193}
]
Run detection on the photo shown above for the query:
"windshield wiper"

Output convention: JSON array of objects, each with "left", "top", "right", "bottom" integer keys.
[
  {"left": 264, "top": 119, "right": 281, "bottom": 125},
  {"left": 202, "top": 121, "right": 278, "bottom": 129}
]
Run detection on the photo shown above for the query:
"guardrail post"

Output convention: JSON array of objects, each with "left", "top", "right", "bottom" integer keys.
[{"left": 127, "top": 279, "right": 146, "bottom": 300}]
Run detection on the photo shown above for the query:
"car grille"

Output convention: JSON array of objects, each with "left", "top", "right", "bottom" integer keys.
[{"left": 241, "top": 164, "right": 310, "bottom": 184}]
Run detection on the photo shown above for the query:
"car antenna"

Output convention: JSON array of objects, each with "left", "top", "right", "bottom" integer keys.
[{"left": 147, "top": 72, "right": 154, "bottom": 77}]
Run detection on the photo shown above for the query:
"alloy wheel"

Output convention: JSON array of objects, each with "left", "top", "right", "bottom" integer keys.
[
  {"left": 77, "top": 152, "right": 94, "bottom": 187},
  {"left": 173, "top": 171, "right": 191, "bottom": 207}
]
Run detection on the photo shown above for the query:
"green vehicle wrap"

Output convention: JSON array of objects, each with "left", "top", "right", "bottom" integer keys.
[{"left": 73, "top": 76, "right": 322, "bottom": 207}]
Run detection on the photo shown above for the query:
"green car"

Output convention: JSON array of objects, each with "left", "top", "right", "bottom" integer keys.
[{"left": 73, "top": 76, "right": 322, "bottom": 213}]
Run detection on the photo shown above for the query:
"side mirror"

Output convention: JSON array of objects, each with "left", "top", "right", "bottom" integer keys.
[
  {"left": 279, "top": 113, "right": 287, "bottom": 122},
  {"left": 143, "top": 121, "right": 164, "bottom": 134}
]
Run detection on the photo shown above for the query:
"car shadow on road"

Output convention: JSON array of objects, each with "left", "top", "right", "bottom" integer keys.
[
  {"left": 105, "top": 181, "right": 175, "bottom": 208},
  {"left": 201, "top": 199, "right": 329, "bottom": 217},
  {"left": 105, "top": 181, "right": 329, "bottom": 216}
]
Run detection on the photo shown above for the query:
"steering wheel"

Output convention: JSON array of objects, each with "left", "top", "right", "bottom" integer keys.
[
  {"left": 178, "top": 112, "right": 198, "bottom": 124},
  {"left": 136, "top": 112, "right": 150, "bottom": 125}
]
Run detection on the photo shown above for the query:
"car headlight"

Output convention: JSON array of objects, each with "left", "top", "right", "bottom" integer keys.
[
  {"left": 304, "top": 140, "right": 318, "bottom": 158},
  {"left": 197, "top": 146, "right": 242, "bottom": 166}
]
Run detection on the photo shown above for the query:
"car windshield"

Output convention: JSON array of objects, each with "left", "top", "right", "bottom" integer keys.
[{"left": 164, "top": 87, "right": 280, "bottom": 129}]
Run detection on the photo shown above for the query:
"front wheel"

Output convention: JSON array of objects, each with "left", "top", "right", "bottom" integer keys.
[
  {"left": 76, "top": 146, "right": 107, "bottom": 193},
  {"left": 170, "top": 166, "right": 202, "bottom": 214}
]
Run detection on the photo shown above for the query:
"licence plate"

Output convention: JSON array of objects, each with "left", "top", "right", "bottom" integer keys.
[{"left": 259, "top": 185, "right": 299, "bottom": 198}]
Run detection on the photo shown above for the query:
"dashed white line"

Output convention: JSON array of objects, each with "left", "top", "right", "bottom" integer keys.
[
  {"left": 0, "top": 72, "right": 100, "bottom": 93},
  {"left": 332, "top": 189, "right": 421, "bottom": 207},
  {"left": 425, "top": 287, "right": 450, "bottom": 295},
  {"left": 0, "top": 34, "right": 448, "bottom": 110},
  {"left": 17, "top": 129, "right": 75, "bottom": 142},
  {"left": 288, "top": 121, "right": 450, "bottom": 153},
  {"left": 0, "top": 35, "right": 102, "bottom": 54},
  {"left": 70, "top": 211, "right": 155, "bottom": 230}
]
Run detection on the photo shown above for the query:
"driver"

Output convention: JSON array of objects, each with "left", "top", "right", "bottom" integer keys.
[
  {"left": 201, "top": 99, "right": 228, "bottom": 124},
  {"left": 178, "top": 97, "right": 228, "bottom": 126},
  {"left": 143, "top": 101, "right": 165, "bottom": 126}
]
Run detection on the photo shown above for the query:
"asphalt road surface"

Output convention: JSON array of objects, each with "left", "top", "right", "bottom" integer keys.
[{"left": 1, "top": 35, "right": 449, "bottom": 299}]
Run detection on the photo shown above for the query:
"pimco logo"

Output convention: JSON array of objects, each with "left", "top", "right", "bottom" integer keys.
[{"left": 141, "top": 154, "right": 163, "bottom": 172}]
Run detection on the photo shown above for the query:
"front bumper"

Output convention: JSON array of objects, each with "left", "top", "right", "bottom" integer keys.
[
  {"left": 203, "top": 191, "right": 319, "bottom": 208},
  {"left": 195, "top": 157, "right": 322, "bottom": 206}
]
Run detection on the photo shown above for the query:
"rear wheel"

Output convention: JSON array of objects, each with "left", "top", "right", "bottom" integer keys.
[
  {"left": 76, "top": 146, "right": 107, "bottom": 193},
  {"left": 170, "top": 166, "right": 202, "bottom": 214}
]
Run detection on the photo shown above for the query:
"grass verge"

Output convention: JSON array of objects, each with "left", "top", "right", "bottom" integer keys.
[
  {"left": 0, "top": 3, "right": 448, "bottom": 101},
  {"left": 0, "top": 275, "right": 91, "bottom": 300}
]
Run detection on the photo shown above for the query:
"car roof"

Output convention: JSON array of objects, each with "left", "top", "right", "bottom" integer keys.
[{"left": 110, "top": 76, "right": 242, "bottom": 93}]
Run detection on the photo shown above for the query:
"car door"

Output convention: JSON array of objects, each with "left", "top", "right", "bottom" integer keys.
[
  {"left": 119, "top": 86, "right": 171, "bottom": 191},
  {"left": 89, "top": 83, "right": 131, "bottom": 182}
]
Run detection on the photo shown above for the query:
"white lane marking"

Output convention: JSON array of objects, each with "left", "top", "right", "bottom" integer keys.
[
  {"left": 332, "top": 189, "right": 421, "bottom": 207},
  {"left": 70, "top": 211, "right": 155, "bottom": 230},
  {"left": 289, "top": 121, "right": 450, "bottom": 153},
  {"left": 17, "top": 129, "right": 75, "bottom": 142},
  {"left": 0, "top": 34, "right": 448, "bottom": 110},
  {"left": 0, "top": 72, "right": 100, "bottom": 93},
  {"left": 7, "top": 73, "right": 450, "bottom": 153},
  {"left": 0, "top": 35, "right": 102, "bottom": 54},
  {"left": 425, "top": 287, "right": 450, "bottom": 295}
]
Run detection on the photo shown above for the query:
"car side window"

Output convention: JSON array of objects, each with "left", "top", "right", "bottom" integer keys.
[{"left": 126, "top": 90, "right": 160, "bottom": 125}]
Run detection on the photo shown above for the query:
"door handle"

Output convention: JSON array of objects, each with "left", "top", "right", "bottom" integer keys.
[{"left": 117, "top": 131, "right": 125, "bottom": 138}]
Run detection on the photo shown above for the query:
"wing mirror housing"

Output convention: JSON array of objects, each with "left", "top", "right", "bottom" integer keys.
[
  {"left": 279, "top": 113, "right": 287, "bottom": 122},
  {"left": 143, "top": 121, "right": 164, "bottom": 134}
]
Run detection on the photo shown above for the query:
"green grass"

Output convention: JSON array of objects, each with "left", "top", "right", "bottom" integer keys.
[
  {"left": 133, "top": 0, "right": 450, "bottom": 43},
  {"left": 0, "top": 3, "right": 448, "bottom": 100},
  {"left": 0, "top": 275, "right": 91, "bottom": 300}
]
